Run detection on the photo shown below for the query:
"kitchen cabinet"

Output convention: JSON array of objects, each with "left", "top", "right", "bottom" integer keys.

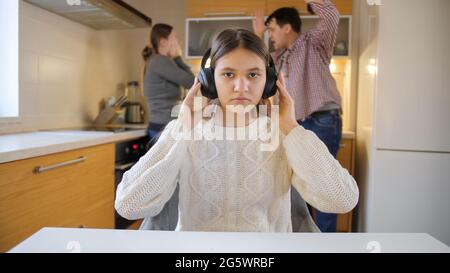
[
  {"left": 187, "top": 0, "right": 265, "bottom": 17},
  {"left": 336, "top": 138, "right": 355, "bottom": 232},
  {"left": 186, "top": 17, "right": 256, "bottom": 58},
  {"left": 188, "top": 0, "right": 353, "bottom": 17},
  {"left": 266, "top": 15, "right": 351, "bottom": 57},
  {"left": 266, "top": 0, "right": 353, "bottom": 15},
  {"left": 186, "top": 15, "right": 350, "bottom": 58},
  {"left": 0, "top": 144, "right": 115, "bottom": 252}
]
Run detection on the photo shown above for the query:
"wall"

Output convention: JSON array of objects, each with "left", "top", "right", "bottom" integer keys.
[{"left": 0, "top": 1, "right": 132, "bottom": 134}]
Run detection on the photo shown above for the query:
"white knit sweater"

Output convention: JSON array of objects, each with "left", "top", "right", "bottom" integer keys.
[{"left": 115, "top": 116, "right": 359, "bottom": 232}]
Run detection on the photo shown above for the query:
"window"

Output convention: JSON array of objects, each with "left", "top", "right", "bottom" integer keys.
[{"left": 0, "top": 1, "right": 19, "bottom": 118}]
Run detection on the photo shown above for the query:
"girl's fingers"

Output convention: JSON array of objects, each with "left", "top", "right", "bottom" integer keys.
[
  {"left": 276, "top": 80, "right": 288, "bottom": 99},
  {"left": 183, "top": 79, "right": 201, "bottom": 111},
  {"left": 276, "top": 76, "right": 293, "bottom": 104},
  {"left": 186, "top": 78, "right": 201, "bottom": 99},
  {"left": 279, "top": 72, "right": 286, "bottom": 86}
]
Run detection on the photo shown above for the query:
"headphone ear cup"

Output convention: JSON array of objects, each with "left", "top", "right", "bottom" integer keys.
[
  {"left": 262, "top": 66, "right": 278, "bottom": 99},
  {"left": 199, "top": 67, "right": 218, "bottom": 99}
]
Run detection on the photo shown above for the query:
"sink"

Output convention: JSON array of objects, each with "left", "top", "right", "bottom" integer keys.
[{"left": 40, "top": 130, "right": 114, "bottom": 137}]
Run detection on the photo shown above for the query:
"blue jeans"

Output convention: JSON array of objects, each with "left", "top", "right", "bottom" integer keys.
[
  {"left": 293, "top": 109, "right": 342, "bottom": 232},
  {"left": 146, "top": 122, "right": 166, "bottom": 150},
  {"left": 147, "top": 122, "right": 166, "bottom": 143}
]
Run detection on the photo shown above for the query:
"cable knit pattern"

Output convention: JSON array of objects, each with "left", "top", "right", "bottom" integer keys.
[{"left": 115, "top": 117, "right": 359, "bottom": 232}]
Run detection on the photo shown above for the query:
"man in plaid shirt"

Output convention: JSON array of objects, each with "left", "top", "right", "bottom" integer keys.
[{"left": 253, "top": 0, "right": 344, "bottom": 232}]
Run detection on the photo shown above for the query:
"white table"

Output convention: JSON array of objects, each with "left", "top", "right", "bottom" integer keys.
[{"left": 8, "top": 227, "right": 450, "bottom": 253}]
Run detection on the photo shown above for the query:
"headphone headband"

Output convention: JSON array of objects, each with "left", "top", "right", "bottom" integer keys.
[{"left": 201, "top": 48, "right": 275, "bottom": 70}]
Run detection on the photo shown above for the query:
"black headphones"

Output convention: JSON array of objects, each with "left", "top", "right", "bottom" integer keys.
[{"left": 198, "top": 48, "right": 279, "bottom": 99}]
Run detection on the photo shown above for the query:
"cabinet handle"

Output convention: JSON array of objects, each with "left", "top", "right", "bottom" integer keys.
[
  {"left": 203, "top": 11, "right": 246, "bottom": 16},
  {"left": 34, "top": 156, "right": 87, "bottom": 174},
  {"left": 339, "top": 144, "right": 347, "bottom": 148}
]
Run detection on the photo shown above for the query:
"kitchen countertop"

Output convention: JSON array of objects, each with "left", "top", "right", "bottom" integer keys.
[
  {"left": 342, "top": 130, "right": 355, "bottom": 139},
  {"left": 0, "top": 126, "right": 355, "bottom": 164},
  {"left": 0, "top": 128, "right": 147, "bottom": 164},
  {"left": 9, "top": 227, "right": 450, "bottom": 253}
]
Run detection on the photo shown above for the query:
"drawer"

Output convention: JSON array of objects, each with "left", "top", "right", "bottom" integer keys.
[{"left": 0, "top": 144, "right": 115, "bottom": 252}]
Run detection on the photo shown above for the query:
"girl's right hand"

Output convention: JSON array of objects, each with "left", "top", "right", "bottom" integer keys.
[{"left": 179, "top": 77, "right": 202, "bottom": 130}]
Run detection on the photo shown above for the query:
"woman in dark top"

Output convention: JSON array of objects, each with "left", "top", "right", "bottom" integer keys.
[
  {"left": 142, "top": 23, "right": 195, "bottom": 142},
  {"left": 140, "top": 24, "right": 194, "bottom": 231}
]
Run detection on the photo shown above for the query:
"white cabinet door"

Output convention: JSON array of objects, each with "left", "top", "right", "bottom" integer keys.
[
  {"left": 374, "top": 0, "right": 450, "bottom": 152},
  {"left": 367, "top": 150, "right": 450, "bottom": 245}
]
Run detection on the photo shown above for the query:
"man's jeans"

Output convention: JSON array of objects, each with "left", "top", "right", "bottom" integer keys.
[{"left": 293, "top": 109, "right": 343, "bottom": 232}]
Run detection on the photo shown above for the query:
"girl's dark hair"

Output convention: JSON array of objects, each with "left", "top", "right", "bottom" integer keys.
[
  {"left": 208, "top": 28, "right": 272, "bottom": 108},
  {"left": 210, "top": 28, "right": 271, "bottom": 69},
  {"left": 142, "top": 23, "right": 173, "bottom": 62},
  {"left": 265, "top": 7, "right": 302, "bottom": 33}
]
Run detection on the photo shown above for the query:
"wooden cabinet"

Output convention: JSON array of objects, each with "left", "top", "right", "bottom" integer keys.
[
  {"left": 186, "top": 1, "right": 352, "bottom": 58},
  {"left": 187, "top": 0, "right": 265, "bottom": 17},
  {"left": 266, "top": 0, "right": 353, "bottom": 15},
  {"left": 187, "top": 0, "right": 353, "bottom": 17},
  {"left": 186, "top": 17, "right": 257, "bottom": 58},
  {"left": 336, "top": 137, "right": 355, "bottom": 232},
  {"left": 0, "top": 144, "right": 115, "bottom": 252}
]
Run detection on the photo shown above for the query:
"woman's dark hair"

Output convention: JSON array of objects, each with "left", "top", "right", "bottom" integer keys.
[
  {"left": 142, "top": 23, "right": 173, "bottom": 62},
  {"left": 210, "top": 28, "right": 270, "bottom": 69},
  {"left": 265, "top": 7, "right": 302, "bottom": 33}
]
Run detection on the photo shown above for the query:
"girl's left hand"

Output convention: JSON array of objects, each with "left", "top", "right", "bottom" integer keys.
[{"left": 277, "top": 73, "right": 298, "bottom": 135}]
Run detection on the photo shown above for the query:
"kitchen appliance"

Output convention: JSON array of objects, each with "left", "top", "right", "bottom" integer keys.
[
  {"left": 114, "top": 135, "right": 149, "bottom": 229},
  {"left": 23, "top": 0, "right": 152, "bottom": 30},
  {"left": 356, "top": 0, "right": 450, "bottom": 245},
  {"left": 124, "top": 81, "right": 148, "bottom": 124},
  {"left": 125, "top": 102, "right": 145, "bottom": 124}
]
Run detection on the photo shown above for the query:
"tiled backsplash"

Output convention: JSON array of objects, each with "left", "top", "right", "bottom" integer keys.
[{"left": 0, "top": 1, "right": 132, "bottom": 135}]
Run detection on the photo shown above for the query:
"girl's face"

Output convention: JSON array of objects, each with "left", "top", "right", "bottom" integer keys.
[{"left": 214, "top": 47, "right": 266, "bottom": 110}]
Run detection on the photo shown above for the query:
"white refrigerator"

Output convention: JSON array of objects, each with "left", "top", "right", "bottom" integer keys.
[{"left": 355, "top": 0, "right": 450, "bottom": 245}]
